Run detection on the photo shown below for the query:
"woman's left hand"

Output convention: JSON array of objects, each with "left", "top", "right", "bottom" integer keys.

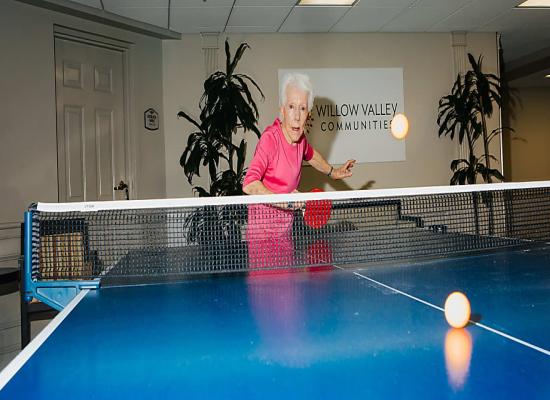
[{"left": 331, "top": 159, "right": 356, "bottom": 179}]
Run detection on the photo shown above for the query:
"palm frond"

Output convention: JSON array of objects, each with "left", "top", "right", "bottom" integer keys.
[
  {"left": 439, "top": 52, "right": 511, "bottom": 184},
  {"left": 178, "top": 39, "right": 263, "bottom": 191}
]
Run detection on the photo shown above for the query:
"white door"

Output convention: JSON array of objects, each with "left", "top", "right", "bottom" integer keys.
[{"left": 55, "top": 38, "right": 127, "bottom": 202}]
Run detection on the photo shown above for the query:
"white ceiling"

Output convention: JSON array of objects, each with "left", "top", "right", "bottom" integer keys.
[{"left": 49, "top": 0, "right": 550, "bottom": 64}]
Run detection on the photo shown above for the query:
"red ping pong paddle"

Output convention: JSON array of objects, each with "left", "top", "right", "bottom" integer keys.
[{"left": 303, "top": 188, "right": 332, "bottom": 229}]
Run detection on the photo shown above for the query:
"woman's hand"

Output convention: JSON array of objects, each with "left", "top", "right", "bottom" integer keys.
[
  {"left": 291, "top": 190, "right": 305, "bottom": 210},
  {"left": 330, "top": 159, "right": 356, "bottom": 179},
  {"left": 308, "top": 150, "right": 355, "bottom": 181},
  {"left": 273, "top": 190, "right": 304, "bottom": 211}
]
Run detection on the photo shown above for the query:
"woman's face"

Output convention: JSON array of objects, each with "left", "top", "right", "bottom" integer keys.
[{"left": 280, "top": 85, "right": 309, "bottom": 144}]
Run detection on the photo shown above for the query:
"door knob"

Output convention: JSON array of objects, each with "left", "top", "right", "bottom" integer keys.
[{"left": 114, "top": 180, "right": 129, "bottom": 200}]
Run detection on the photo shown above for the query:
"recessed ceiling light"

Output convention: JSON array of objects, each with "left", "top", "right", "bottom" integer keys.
[
  {"left": 517, "top": 0, "right": 550, "bottom": 7},
  {"left": 298, "top": 0, "right": 358, "bottom": 6},
  {"left": 545, "top": 74, "right": 550, "bottom": 78}
]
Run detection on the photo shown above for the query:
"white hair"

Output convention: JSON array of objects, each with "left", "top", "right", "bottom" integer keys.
[{"left": 279, "top": 73, "right": 314, "bottom": 112}]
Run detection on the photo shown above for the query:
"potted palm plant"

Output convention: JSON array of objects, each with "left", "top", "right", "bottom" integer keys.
[
  {"left": 437, "top": 54, "right": 515, "bottom": 235},
  {"left": 437, "top": 54, "right": 511, "bottom": 185},
  {"left": 178, "top": 39, "right": 263, "bottom": 196},
  {"left": 177, "top": 40, "right": 264, "bottom": 252}
]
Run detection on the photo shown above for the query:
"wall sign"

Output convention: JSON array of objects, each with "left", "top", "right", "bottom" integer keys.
[
  {"left": 144, "top": 108, "right": 159, "bottom": 131},
  {"left": 278, "top": 68, "right": 405, "bottom": 164}
]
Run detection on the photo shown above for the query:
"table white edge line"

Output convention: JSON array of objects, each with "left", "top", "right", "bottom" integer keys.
[
  {"left": 351, "top": 270, "right": 445, "bottom": 312},
  {"left": 472, "top": 321, "right": 550, "bottom": 356},
  {"left": 36, "top": 180, "right": 550, "bottom": 212},
  {"left": 0, "top": 290, "right": 90, "bottom": 390},
  {"left": 347, "top": 269, "right": 550, "bottom": 357}
]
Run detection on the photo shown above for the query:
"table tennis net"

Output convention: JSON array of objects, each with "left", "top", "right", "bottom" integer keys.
[{"left": 29, "top": 184, "right": 550, "bottom": 285}]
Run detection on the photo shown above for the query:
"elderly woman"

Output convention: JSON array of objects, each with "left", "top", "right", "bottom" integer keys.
[
  {"left": 243, "top": 73, "right": 355, "bottom": 269},
  {"left": 243, "top": 73, "right": 355, "bottom": 196}
]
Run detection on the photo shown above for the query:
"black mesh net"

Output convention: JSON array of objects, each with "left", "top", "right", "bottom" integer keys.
[{"left": 31, "top": 185, "right": 550, "bottom": 286}]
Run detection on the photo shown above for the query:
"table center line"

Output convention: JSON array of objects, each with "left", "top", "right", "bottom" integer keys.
[{"left": 337, "top": 266, "right": 550, "bottom": 357}]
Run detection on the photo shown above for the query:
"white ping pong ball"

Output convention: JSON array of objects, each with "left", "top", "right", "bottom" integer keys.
[
  {"left": 444, "top": 292, "right": 471, "bottom": 329},
  {"left": 390, "top": 113, "right": 409, "bottom": 140}
]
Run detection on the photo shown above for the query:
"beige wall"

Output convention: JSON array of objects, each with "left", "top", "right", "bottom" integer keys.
[
  {"left": 163, "top": 34, "right": 210, "bottom": 198},
  {"left": 0, "top": 0, "right": 166, "bottom": 228},
  {"left": 163, "top": 32, "right": 500, "bottom": 198},
  {"left": 504, "top": 87, "right": 550, "bottom": 182}
]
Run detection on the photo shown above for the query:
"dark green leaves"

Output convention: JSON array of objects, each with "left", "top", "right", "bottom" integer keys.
[
  {"left": 437, "top": 74, "right": 479, "bottom": 147},
  {"left": 437, "top": 52, "right": 512, "bottom": 185},
  {"left": 178, "top": 39, "right": 264, "bottom": 196},
  {"left": 449, "top": 156, "right": 504, "bottom": 185}
]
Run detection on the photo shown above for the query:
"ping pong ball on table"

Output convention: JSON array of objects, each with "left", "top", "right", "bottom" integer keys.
[
  {"left": 390, "top": 113, "right": 409, "bottom": 140},
  {"left": 444, "top": 292, "right": 471, "bottom": 328}
]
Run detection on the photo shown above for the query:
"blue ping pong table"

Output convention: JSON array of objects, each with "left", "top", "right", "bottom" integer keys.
[{"left": 1, "top": 246, "right": 549, "bottom": 399}]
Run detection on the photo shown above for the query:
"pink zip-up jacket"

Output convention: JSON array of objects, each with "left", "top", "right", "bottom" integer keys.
[
  {"left": 244, "top": 119, "right": 314, "bottom": 266},
  {"left": 243, "top": 118, "right": 314, "bottom": 194}
]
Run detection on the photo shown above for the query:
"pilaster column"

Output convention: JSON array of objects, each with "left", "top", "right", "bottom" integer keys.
[
  {"left": 201, "top": 33, "right": 220, "bottom": 78},
  {"left": 451, "top": 32, "right": 468, "bottom": 160}
]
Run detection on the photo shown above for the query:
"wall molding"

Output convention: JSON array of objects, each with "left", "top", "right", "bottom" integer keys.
[
  {"left": 0, "top": 223, "right": 20, "bottom": 241},
  {"left": 16, "top": 0, "right": 181, "bottom": 40},
  {"left": 0, "top": 255, "right": 19, "bottom": 263}
]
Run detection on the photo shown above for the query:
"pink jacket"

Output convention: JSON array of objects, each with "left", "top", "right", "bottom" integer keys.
[{"left": 243, "top": 118, "right": 314, "bottom": 194}]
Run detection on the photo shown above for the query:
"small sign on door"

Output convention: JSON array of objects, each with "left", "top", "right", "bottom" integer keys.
[{"left": 144, "top": 108, "right": 159, "bottom": 131}]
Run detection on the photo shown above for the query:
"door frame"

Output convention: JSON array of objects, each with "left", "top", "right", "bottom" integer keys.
[{"left": 53, "top": 24, "right": 137, "bottom": 201}]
